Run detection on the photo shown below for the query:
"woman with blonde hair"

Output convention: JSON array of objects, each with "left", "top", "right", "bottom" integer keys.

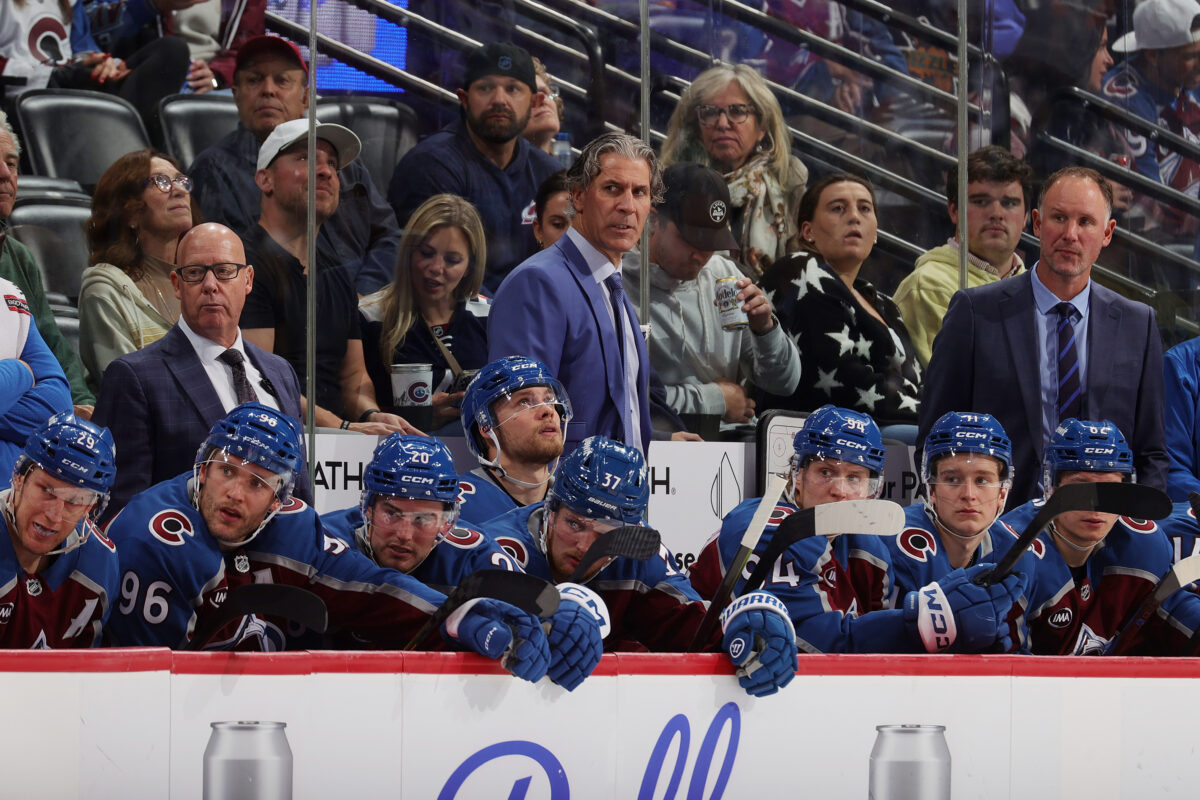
[
  {"left": 359, "top": 194, "right": 489, "bottom": 430},
  {"left": 661, "top": 63, "right": 807, "bottom": 277}
]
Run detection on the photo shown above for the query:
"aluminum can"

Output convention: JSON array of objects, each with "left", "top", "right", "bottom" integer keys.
[
  {"left": 714, "top": 276, "right": 749, "bottom": 331},
  {"left": 389, "top": 362, "right": 433, "bottom": 430},
  {"left": 203, "top": 720, "right": 292, "bottom": 800},
  {"left": 868, "top": 724, "right": 950, "bottom": 800}
]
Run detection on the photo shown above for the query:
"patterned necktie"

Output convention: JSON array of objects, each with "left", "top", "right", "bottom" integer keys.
[
  {"left": 218, "top": 348, "right": 258, "bottom": 405},
  {"left": 604, "top": 272, "right": 627, "bottom": 364},
  {"left": 1054, "top": 302, "right": 1083, "bottom": 422}
]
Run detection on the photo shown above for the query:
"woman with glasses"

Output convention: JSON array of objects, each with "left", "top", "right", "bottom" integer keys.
[
  {"left": 756, "top": 173, "right": 921, "bottom": 436},
  {"left": 79, "top": 149, "right": 198, "bottom": 393},
  {"left": 359, "top": 194, "right": 489, "bottom": 431},
  {"left": 523, "top": 57, "right": 564, "bottom": 156},
  {"left": 660, "top": 64, "right": 808, "bottom": 278}
]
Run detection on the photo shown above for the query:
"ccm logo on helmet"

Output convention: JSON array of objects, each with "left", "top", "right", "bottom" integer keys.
[
  {"left": 957, "top": 432, "right": 986, "bottom": 439},
  {"left": 1083, "top": 447, "right": 1115, "bottom": 455},
  {"left": 399, "top": 474, "right": 435, "bottom": 486},
  {"left": 834, "top": 438, "right": 867, "bottom": 451}
]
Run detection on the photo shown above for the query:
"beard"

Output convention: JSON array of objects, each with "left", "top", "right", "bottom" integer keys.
[
  {"left": 501, "top": 426, "right": 564, "bottom": 465},
  {"left": 465, "top": 103, "right": 531, "bottom": 144}
]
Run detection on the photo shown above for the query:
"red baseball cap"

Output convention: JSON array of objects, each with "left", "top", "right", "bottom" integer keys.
[{"left": 235, "top": 35, "right": 309, "bottom": 77}]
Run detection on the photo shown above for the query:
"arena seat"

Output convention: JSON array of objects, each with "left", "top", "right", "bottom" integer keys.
[
  {"left": 158, "top": 92, "right": 241, "bottom": 171},
  {"left": 14, "top": 176, "right": 88, "bottom": 202},
  {"left": 8, "top": 195, "right": 92, "bottom": 306},
  {"left": 15, "top": 89, "right": 151, "bottom": 192},
  {"left": 315, "top": 95, "right": 418, "bottom": 191}
]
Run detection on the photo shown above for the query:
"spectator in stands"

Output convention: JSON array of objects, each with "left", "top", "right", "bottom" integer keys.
[
  {"left": 893, "top": 145, "right": 1032, "bottom": 368},
  {"left": 523, "top": 56, "right": 562, "bottom": 156},
  {"left": 92, "top": 222, "right": 309, "bottom": 518},
  {"left": 532, "top": 170, "right": 569, "bottom": 249},
  {"left": 169, "top": 0, "right": 266, "bottom": 92},
  {"left": 0, "top": 111, "right": 93, "bottom": 411},
  {"left": 660, "top": 64, "right": 808, "bottom": 279},
  {"left": 1102, "top": 0, "right": 1200, "bottom": 243},
  {"left": 919, "top": 166, "right": 1167, "bottom": 508},
  {"left": 757, "top": 173, "right": 921, "bottom": 433},
  {"left": 1162, "top": 336, "right": 1200, "bottom": 501},
  {"left": 488, "top": 132, "right": 661, "bottom": 454},
  {"left": 240, "top": 118, "right": 417, "bottom": 436},
  {"left": 189, "top": 35, "right": 402, "bottom": 294},
  {"left": 359, "top": 194, "right": 489, "bottom": 431},
  {"left": 0, "top": 0, "right": 190, "bottom": 134},
  {"left": 623, "top": 162, "right": 800, "bottom": 435},
  {"left": 78, "top": 149, "right": 198, "bottom": 394},
  {"left": 388, "top": 42, "right": 560, "bottom": 295}
]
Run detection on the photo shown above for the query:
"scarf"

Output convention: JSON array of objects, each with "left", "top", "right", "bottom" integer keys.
[{"left": 724, "top": 153, "right": 798, "bottom": 279}]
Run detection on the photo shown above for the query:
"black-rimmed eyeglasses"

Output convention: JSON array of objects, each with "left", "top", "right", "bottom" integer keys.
[
  {"left": 175, "top": 263, "right": 248, "bottom": 282},
  {"left": 144, "top": 173, "right": 193, "bottom": 193}
]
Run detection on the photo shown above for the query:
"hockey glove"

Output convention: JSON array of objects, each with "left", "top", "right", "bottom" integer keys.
[
  {"left": 720, "top": 591, "right": 798, "bottom": 697},
  {"left": 544, "top": 583, "right": 610, "bottom": 691},
  {"left": 903, "top": 564, "right": 1025, "bottom": 653},
  {"left": 443, "top": 597, "right": 551, "bottom": 683}
]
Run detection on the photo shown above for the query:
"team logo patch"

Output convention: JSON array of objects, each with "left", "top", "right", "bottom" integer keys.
[
  {"left": 441, "top": 527, "right": 484, "bottom": 550},
  {"left": 822, "top": 567, "right": 837, "bottom": 588},
  {"left": 498, "top": 55, "right": 512, "bottom": 70},
  {"left": 277, "top": 496, "right": 307, "bottom": 515},
  {"left": 1047, "top": 608, "right": 1073, "bottom": 629},
  {"left": 495, "top": 536, "right": 530, "bottom": 568},
  {"left": 407, "top": 381, "right": 431, "bottom": 404},
  {"left": 90, "top": 521, "right": 116, "bottom": 553},
  {"left": 1121, "top": 517, "right": 1158, "bottom": 534},
  {"left": 766, "top": 505, "right": 794, "bottom": 528},
  {"left": 708, "top": 200, "right": 727, "bottom": 223},
  {"left": 457, "top": 480, "right": 477, "bottom": 503},
  {"left": 25, "top": 577, "right": 42, "bottom": 597},
  {"left": 0, "top": 602, "right": 13, "bottom": 622},
  {"left": 3, "top": 294, "right": 30, "bottom": 316},
  {"left": 898, "top": 527, "right": 937, "bottom": 562},
  {"left": 233, "top": 554, "right": 250, "bottom": 573},
  {"left": 1079, "top": 583, "right": 1092, "bottom": 603},
  {"left": 149, "top": 510, "right": 194, "bottom": 545},
  {"left": 520, "top": 200, "right": 538, "bottom": 226}
]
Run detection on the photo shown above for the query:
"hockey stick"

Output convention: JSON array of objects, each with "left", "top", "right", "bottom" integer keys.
[
  {"left": 740, "top": 499, "right": 907, "bottom": 595},
  {"left": 1103, "top": 554, "right": 1200, "bottom": 656},
  {"left": 975, "top": 482, "right": 1172, "bottom": 587},
  {"left": 404, "top": 569, "right": 561, "bottom": 651},
  {"left": 185, "top": 583, "right": 329, "bottom": 651},
  {"left": 687, "top": 473, "right": 790, "bottom": 652},
  {"left": 567, "top": 525, "right": 662, "bottom": 582}
]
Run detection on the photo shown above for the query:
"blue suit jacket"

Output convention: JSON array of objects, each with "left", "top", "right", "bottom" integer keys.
[
  {"left": 918, "top": 270, "right": 1166, "bottom": 507},
  {"left": 487, "top": 233, "right": 652, "bottom": 452},
  {"left": 92, "top": 324, "right": 309, "bottom": 519}
]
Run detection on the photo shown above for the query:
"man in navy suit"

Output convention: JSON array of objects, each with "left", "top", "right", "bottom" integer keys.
[
  {"left": 93, "top": 223, "right": 308, "bottom": 519},
  {"left": 919, "top": 166, "right": 1166, "bottom": 507},
  {"left": 488, "top": 133, "right": 663, "bottom": 454}
]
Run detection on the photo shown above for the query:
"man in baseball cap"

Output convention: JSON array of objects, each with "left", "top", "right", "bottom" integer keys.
[
  {"left": 387, "top": 41, "right": 560, "bottom": 294},
  {"left": 621, "top": 162, "right": 800, "bottom": 433}
]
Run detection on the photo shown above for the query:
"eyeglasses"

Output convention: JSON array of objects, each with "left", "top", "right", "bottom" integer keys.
[
  {"left": 540, "top": 84, "right": 560, "bottom": 100},
  {"left": 696, "top": 103, "right": 756, "bottom": 127},
  {"left": 372, "top": 506, "right": 450, "bottom": 532},
  {"left": 175, "top": 263, "right": 248, "bottom": 282},
  {"left": 144, "top": 173, "right": 192, "bottom": 193},
  {"left": 929, "top": 477, "right": 1007, "bottom": 498}
]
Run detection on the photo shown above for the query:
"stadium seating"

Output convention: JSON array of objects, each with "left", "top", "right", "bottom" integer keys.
[
  {"left": 315, "top": 95, "right": 418, "bottom": 192},
  {"left": 9, "top": 195, "right": 92, "bottom": 307},
  {"left": 158, "top": 92, "right": 241, "bottom": 172}
]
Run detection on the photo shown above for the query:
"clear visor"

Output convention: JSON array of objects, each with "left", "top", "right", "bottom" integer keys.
[
  {"left": 203, "top": 451, "right": 289, "bottom": 495},
  {"left": 489, "top": 385, "right": 572, "bottom": 429},
  {"left": 28, "top": 467, "right": 101, "bottom": 509},
  {"left": 793, "top": 457, "right": 882, "bottom": 499},
  {"left": 370, "top": 502, "right": 455, "bottom": 534}
]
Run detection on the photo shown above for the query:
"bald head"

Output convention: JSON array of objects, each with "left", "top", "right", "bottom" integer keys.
[{"left": 171, "top": 223, "right": 255, "bottom": 348}]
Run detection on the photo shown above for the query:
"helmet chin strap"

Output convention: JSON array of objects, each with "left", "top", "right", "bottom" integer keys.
[
  {"left": 482, "top": 427, "right": 556, "bottom": 489},
  {"left": 1050, "top": 521, "right": 1102, "bottom": 554},
  {"left": 923, "top": 498, "right": 1004, "bottom": 543}
]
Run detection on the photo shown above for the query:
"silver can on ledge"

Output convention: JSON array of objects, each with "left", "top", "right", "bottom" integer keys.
[
  {"left": 203, "top": 720, "right": 293, "bottom": 800},
  {"left": 868, "top": 723, "right": 950, "bottom": 800}
]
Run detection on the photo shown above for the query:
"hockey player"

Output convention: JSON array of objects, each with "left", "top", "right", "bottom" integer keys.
[
  {"left": 0, "top": 412, "right": 118, "bottom": 647},
  {"left": 106, "top": 403, "right": 551, "bottom": 682},
  {"left": 888, "top": 412, "right": 1025, "bottom": 597},
  {"left": 321, "top": 434, "right": 606, "bottom": 690},
  {"left": 457, "top": 355, "right": 571, "bottom": 526},
  {"left": 692, "top": 405, "right": 1023, "bottom": 654},
  {"left": 488, "top": 435, "right": 799, "bottom": 697},
  {"left": 1002, "top": 419, "right": 1200, "bottom": 655}
]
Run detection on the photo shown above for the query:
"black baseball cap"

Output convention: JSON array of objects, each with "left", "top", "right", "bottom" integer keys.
[
  {"left": 658, "top": 163, "right": 739, "bottom": 252},
  {"left": 462, "top": 42, "right": 537, "bottom": 94}
]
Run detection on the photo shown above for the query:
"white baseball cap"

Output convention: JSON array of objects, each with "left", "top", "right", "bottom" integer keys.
[
  {"left": 1112, "top": 0, "right": 1200, "bottom": 53},
  {"left": 256, "top": 118, "right": 362, "bottom": 171}
]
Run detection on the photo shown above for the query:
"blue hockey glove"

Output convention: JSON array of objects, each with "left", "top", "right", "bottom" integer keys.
[
  {"left": 544, "top": 583, "right": 610, "bottom": 691},
  {"left": 719, "top": 591, "right": 797, "bottom": 697},
  {"left": 443, "top": 597, "right": 551, "bottom": 682},
  {"left": 903, "top": 564, "right": 1025, "bottom": 653}
]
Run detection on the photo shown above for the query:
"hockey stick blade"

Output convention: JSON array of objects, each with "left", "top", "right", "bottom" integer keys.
[
  {"left": 687, "top": 472, "right": 789, "bottom": 652},
  {"left": 404, "top": 569, "right": 560, "bottom": 651},
  {"left": 185, "top": 583, "right": 329, "bottom": 651},
  {"left": 567, "top": 525, "right": 662, "bottom": 583},
  {"left": 977, "top": 482, "right": 1173, "bottom": 586},
  {"left": 1104, "top": 554, "right": 1200, "bottom": 656},
  {"left": 741, "top": 499, "right": 906, "bottom": 595}
]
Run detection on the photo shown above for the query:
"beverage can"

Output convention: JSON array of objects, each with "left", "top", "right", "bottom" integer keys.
[
  {"left": 715, "top": 276, "right": 749, "bottom": 331},
  {"left": 203, "top": 720, "right": 293, "bottom": 800},
  {"left": 868, "top": 724, "right": 950, "bottom": 800},
  {"left": 390, "top": 363, "right": 433, "bottom": 431}
]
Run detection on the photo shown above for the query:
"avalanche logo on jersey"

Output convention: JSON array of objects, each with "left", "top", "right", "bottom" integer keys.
[
  {"left": 495, "top": 536, "right": 530, "bottom": 569},
  {"left": 457, "top": 481, "right": 477, "bottom": 504},
  {"left": 898, "top": 528, "right": 937, "bottom": 562},
  {"left": 520, "top": 200, "right": 538, "bottom": 226},
  {"left": 1071, "top": 622, "right": 1108, "bottom": 656},
  {"left": 767, "top": 505, "right": 794, "bottom": 529},
  {"left": 1003, "top": 521, "right": 1045, "bottom": 559},
  {"left": 1121, "top": 517, "right": 1158, "bottom": 534},
  {"left": 277, "top": 496, "right": 308, "bottom": 515},
  {"left": 149, "top": 510, "right": 195, "bottom": 546},
  {"left": 210, "top": 615, "right": 287, "bottom": 652},
  {"left": 441, "top": 527, "right": 485, "bottom": 550}
]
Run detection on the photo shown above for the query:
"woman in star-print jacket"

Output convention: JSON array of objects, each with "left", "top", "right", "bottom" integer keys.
[{"left": 757, "top": 173, "right": 922, "bottom": 424}]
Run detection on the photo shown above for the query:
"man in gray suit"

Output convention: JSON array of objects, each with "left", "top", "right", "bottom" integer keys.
[
  {"left": 918, "top": 166, "right": 1166, "bottom": 507},
  {"left": 93, "top": 223, "right": 309, "bottom": 519}
]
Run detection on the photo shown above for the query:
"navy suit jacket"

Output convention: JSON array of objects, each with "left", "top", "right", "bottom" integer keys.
[
  {"left": 93, "top": 325, "right": 309, "bottom": 520},
  {"left": 488, "top": 233, "right": 652, "bottom": 453},
  {"left": 918, "top": 270, "right": 1166, "bottom": 507}
]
